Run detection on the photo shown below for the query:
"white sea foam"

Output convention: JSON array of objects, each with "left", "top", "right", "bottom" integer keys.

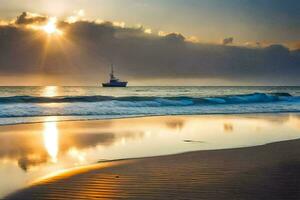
[{"left": 0, "top": 87, "right": 299, "bottom": 125}]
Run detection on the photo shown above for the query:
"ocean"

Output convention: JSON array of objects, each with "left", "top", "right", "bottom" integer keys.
[{"left": 0, "top": 86, "right": 300, "bottom": 125}]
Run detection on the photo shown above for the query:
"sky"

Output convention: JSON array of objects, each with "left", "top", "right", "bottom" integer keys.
[
  {"left": 0, "top": 0, "right": 299, "bottom": 85},
  {"left": 1, "top": 0, "right": 299, "bottom": 44}
]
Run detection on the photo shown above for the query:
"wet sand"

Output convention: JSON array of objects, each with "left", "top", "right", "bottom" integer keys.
[{"left": 6, "top": 138, "right": 300, "bottom": 200}]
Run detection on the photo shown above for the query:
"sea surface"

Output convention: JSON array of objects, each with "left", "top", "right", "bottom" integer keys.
[{"left": 0, "top": 86, "right": 299, "bottom": 125}]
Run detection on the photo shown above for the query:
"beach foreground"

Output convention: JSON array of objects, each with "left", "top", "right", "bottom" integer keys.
[{"left": 6, "top": 137, "right": 300, "bottom": 199}]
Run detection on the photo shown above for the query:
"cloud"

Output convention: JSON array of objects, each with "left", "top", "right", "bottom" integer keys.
[
  {"left": 66, "top": 9, "right": 86, "bottom": 23},
  {"left": 0, "top": 12, "right": 299, "bottom": 85},
  {"left": 223, "top": 37, "right": 234, "bottom": 45},
  {"left": 15, "top": 12, "right": 47, "bottom": 25},
  {"left": 186, "top": 36, "right": 199, "bottom": 43},
  {"left": 144, "top": 28, "right": 152, "bottom": 34},
  {"left": 164, "top": 33, "right": 185, "bottom": 42}
]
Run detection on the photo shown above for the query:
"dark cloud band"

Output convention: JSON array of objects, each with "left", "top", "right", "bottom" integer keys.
[{"left": 0, "top": 13, "right": 299, "bottom": 85}]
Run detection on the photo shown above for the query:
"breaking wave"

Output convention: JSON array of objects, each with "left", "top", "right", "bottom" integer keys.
[
  {"left": 0, "top": 92, "right": 299, "bottom": 125},
  {"left": 0, "top": 92, "right": 297, "bottom": 106}
]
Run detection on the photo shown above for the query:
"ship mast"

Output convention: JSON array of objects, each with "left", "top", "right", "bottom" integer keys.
[{"left": 110, "top": 64, "right": 116, "bottom": 80}]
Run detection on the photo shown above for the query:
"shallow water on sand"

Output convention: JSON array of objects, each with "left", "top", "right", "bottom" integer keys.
[{"left": 1, "top": 114, "right": 300, "bottom": 197}]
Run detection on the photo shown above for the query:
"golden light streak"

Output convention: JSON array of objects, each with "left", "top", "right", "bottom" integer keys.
[
  {"left": 158, "top": 31, "right": 167, "bottom": 36},
  {"left": 113, "top": 21, "right": 126, "bottom": 28},
  {"left": 186, "top": 36, "right": 200, "bottom": 43},
  {"left": 43, "top": 117, "right": 59, "bottom": 163},
  {"left": 144, "top": 28, "right": 152, "bottom": 34},
  {"left": 0, "top": 20, "right": 9, "bottom": 26}
]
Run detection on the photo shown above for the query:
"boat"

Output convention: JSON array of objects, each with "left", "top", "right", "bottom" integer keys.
[{"left": 102, "top": 64, "right": 128, "bottom": 87}]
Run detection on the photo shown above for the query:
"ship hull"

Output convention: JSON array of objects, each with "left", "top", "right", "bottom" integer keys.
[{"left": 102, "top": 82, "right": 128, "bottom": 87}]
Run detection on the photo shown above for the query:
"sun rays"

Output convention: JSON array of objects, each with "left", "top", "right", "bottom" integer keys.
[
  {"left": 42, "top": 17, "right": 63, "bottom": 35},
  {"left": 27, "top": 16, "right": 63, "bottom": 36},
  {"left": 8, "top": 12, "right": 100, "bottom": 85},
  {"left": 23, "top": 15, "right": 77, "bottom": 76}
]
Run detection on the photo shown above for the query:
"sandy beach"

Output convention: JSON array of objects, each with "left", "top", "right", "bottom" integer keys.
[
  {"left": 0, "top": 114, "right": 299, "bottom": 199},
  {"left": 6, "top": 136, "right": 300, "bottom": 199}
]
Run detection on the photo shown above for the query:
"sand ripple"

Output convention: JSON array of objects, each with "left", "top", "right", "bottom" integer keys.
[{"left": 6, "top": 140, "right": 300, "bottom": 199}]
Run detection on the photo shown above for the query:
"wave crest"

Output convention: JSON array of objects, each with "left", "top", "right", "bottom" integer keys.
[{"left": 0, "top": 92, "right": 296, "bottom": 106}]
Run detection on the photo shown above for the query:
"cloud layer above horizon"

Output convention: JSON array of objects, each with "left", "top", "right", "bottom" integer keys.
[{"left": 0, "top": 12, "right": 299, "bottom": 85}]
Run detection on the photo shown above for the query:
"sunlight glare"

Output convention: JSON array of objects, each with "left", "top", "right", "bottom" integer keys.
[
  {"left": 42, "top": 17, "right": 63, "bottom": 35},
  {"left": 43, "top": 117, "right": 59, "bottom": 163},
  {"left": 43, "top": 86, "right": 58, "bottom": 97}
]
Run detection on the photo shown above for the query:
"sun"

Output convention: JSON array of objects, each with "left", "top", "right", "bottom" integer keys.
[{"left": 42, "top": 17, "right": 63, "bottom": 35}]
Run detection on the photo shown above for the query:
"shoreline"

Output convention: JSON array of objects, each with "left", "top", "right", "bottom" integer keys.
[
  {"left": 33, "top": 137, "right": 300, "bottom": 183},
  {"left": 6, "top": 137, "right": 300, "bottom": 199},
  {"left": 1, "top": 111, "right": 299, "bottom": 127}
]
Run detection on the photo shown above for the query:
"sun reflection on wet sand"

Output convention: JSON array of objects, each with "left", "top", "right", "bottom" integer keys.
[
  {"left": 43, "top": 117, "right": 59, "bottom": 163},
  {"left": 68, "top": 148, "right": 86, "bottom": 164},
  {"left": 1, "top": 114, "right": 300, "bottom": 198}
]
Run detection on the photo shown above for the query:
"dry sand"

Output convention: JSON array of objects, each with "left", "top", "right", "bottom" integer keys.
[{"left": 6, "top": 138, "right": 300, "bottom": 200}]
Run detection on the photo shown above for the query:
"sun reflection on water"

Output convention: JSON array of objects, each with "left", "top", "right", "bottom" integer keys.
[
  {"left": 43, "top": 117, "right": 59, "bottom": 163},
  {"left": 42, "top": 86, "right": 58, "bottom": 97}
]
